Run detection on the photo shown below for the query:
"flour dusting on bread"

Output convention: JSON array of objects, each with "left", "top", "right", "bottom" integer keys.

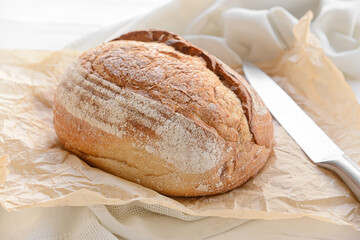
[
  {"left": 56, "top": 60, "right": 225, "bottom": 174},
  {"left": 53, "top": 30, "right": 273, "bottom": 196}
]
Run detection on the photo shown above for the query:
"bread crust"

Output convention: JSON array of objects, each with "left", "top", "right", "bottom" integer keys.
[{"left": 53, "top": 30, "right": 273, "bottom": 196}]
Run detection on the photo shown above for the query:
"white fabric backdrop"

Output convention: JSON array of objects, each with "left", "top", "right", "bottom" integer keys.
[
  {"left": 1, "top": 0, "right": 360, "bottom": 239},
  {"left": 70, "top": 0, "right": 360, "bottom": 81}
]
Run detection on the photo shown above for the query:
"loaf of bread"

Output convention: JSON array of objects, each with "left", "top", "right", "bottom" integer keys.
[{"left": 53, "top": 30, "right": 273, "bottom": 197}]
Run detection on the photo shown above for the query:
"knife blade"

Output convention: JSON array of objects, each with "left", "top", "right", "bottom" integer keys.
[{"left": 242, "top": 61, "right": 360, "bottom": 202}]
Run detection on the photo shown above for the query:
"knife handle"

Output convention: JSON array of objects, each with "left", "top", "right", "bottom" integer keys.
[{"left": 318, "top": 154, "right": 360, "bottom": 202}]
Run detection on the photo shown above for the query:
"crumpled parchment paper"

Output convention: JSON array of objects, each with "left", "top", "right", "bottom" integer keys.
[{"left": 0, "top": 13, "right": 360, "bottom": 230}]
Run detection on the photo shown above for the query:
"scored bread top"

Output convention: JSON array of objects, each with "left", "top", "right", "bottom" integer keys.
[
  {"left": 113, "top": 30, "right": 273, "bottom": 148},
  {"left": 78, "top": 40, "right": 252, "bottom": 145}
]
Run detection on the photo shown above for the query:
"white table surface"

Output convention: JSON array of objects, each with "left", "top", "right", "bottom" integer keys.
[{"left": 1, "top": 0, "right": 360, "bottom": 239}]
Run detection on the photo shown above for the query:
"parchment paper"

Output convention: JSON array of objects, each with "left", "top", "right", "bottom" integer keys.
[{"left": 1, "top": 13, "right": 360, "bottom": 230}]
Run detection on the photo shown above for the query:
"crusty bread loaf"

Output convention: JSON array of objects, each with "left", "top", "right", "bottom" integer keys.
[{"left": 53, "top": 30, "right": 273, "bottom": 197}]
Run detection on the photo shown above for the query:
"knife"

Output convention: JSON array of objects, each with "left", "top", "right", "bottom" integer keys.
[{"left": 242, "top": 61, "right": 360, "bottom": 202}]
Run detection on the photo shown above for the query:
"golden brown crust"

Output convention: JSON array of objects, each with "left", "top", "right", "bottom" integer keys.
[
  {"left": 78, "top": 40, "right": 251, "bottom": 144},
  {"left": 53, "top": 29, "right": 274, "bottom": 197},
  {"left": 113, "top": 30, "right": 273, "bottom": 147}
]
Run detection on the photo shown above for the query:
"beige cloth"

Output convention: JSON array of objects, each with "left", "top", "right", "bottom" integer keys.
[
  {"left": 1, "top": 2, "right": 360, "bottom": 239},
  {"left": 0, "top": 203, "right": 248, "bottom": 240},
  {"left": 2, "top": 204, "right": 360, "bottom": 240}
]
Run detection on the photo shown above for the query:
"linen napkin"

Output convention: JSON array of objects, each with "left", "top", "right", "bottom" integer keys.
[{"left": 68, "top": 0, "right": 360, "bottom": 82}]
